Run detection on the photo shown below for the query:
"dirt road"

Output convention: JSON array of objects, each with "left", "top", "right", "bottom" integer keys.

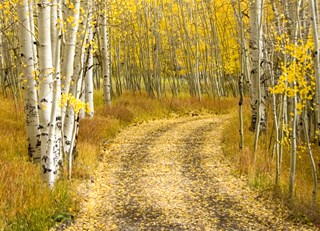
[{"left": 60, "top": 115, "right": 316, "bottom": 230}]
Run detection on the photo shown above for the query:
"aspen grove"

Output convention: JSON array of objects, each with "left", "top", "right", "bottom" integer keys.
[
  {"left": 0, "top": 0, "right": 320, "bottom": 215},
  {"left": 15, "top": 0, "right": 107, "bottom": 186}
]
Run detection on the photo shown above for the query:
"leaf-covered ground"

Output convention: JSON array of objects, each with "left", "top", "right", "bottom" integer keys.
[{"left": 56, "top": 116, "right": 317, "bottom": 230}]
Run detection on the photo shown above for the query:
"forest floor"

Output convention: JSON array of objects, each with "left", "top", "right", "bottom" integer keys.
[{"left": 54, "top": 115, "right": 318, "bottom": 231}]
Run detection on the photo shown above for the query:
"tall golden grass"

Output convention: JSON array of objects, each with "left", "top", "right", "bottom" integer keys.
[{"left": 0, "top": 97, "right": 76, "bottom": 230}]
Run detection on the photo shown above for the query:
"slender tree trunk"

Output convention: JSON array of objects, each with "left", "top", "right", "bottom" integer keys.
[
  {"left": 100, "top": 3, "right": 112, "bottom": 105},
  {"left": 50, "top": 0, "right": 63, "bottom": 177},
  {"left": 17, "top": 0, "right": 41, "bottom": 162},
  {"left": 61, "top": 0, "right": 81, "bottom": 157},
  {"left": 289, "top": 81, "right": 297, "bottom": 201},
  {"left": 28, "top": 0, "right": 38, "bottom": 70},
  {"left": 289, "top": 0, "right": 302, "bottom": 202},
  {"left": 61, "top": 0, "right": 81, "bottom": 98},
  {"left": 249, "top": 0, "right": 266, "bottom": 135},
  {"left": 38, "top": 0, "right": 55, "bottom": 186},
  {"left": 85, "top": 0, "right": 94, "bottom": 117},
  {"left": 309, "top": 0, "right": 320, "bottom": 144}
]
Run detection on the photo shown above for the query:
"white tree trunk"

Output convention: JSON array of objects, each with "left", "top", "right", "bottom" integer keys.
[
  {"left": 50, "top": 0, "right": 63, "bottom": 177},
  {"left": 249, "top": 0, "right": 265, "bottom": 135},
  {"left": 28, "top": 0, "right": 38, "bottom": 70},
  {"left": 51, "top": 0, "right": 58, "bottom": 64},
  {"left": 61, "top": 0, "right": 81, "bottom": 156},
  {"left": 17, "top": 0, "right": 41, "bottom": 162},
  {"left": 38, "top": 0, "right": 55, "bottom": 186},
  {"left": 65, "top": 27, "right": 86, "bottom": 178},
  {"left": 85, "top": 18, "right": 94, "bottom": 117},
  {"left": 61, "top": 0, "right": 81, "bottom": 97},
  {"left": 100, "top": 4, "right": 112, "bottom": 105},
  {"left": 309, "top": 0, "right": 320, "bottom": 143}
]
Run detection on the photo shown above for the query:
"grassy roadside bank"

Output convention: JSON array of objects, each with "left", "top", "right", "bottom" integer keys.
[
  {"left": 222, "top": 99, "right": 320, "bottom": 226},
  {"left": 0, "top": 91, "right": 234, "bottom": 231}
]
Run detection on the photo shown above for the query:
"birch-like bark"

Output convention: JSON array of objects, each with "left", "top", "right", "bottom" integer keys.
[
  {"left": 289, "top": 82, "right": 297, "bottom": 201},
  {"left": 250, "top": 0, "right": 266, "bottom": 158},
  {"left": 100, "top": 3, "right": 112, "bottom": 105},
  {"left": 270, "top": 58, "right": 281, "bottom": 187},
  {"left": 61, "top": 0, "right": 80, "bottom": 156},
  {"left": 48, "top": 0, "right": 63, "bottom": 177},
  {"left": 17, "top": 0, "right": 41, "bottom": 162},
  {"left": 66, "top": 20, "right": 87, "bottom": 178},
  {"left": 195, "top": 20, "right": 202, "bottom": 101},
  {"left": 288, "top": 0, "right": 301, "bottom": 201},
  {"left": 38, "top": 0, "right": 55, "bottom": 185},
  {"left": 249, "top": 0, "right": 266, "bottom": 135},
  {"left": 28, "top": 0, "right": 38, "bottom": 70},
  {"left": 61, "top": 0, "right": 81, "bottom": 97},
  {"left": 51, "top": 0, "right": 58, "bottom": 64},
  {"left": 231, "top": 0, "right": 246, "bottom": 149},
  {"left": 309, "top": 0, "right": 320, "bottom": 144},
  {"left": 85, "top": 0, "right": 94, "bottom": 117}
]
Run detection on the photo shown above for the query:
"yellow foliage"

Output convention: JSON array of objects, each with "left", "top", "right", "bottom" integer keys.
[
  {"left": 60, "top": 93, "right": 91, "bottom": 114},
  {"left": 108, "top": 0, "right": 240, "bottom": 77},
  {"left": 269, "top": 37, "right": 315, "bottom": 114}
]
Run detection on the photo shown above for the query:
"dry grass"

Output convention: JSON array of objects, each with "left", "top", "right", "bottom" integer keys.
[
  {"left": 222, "top": 98, "right": 320, "bottom": 224},
  {"left": 0, "top": 97, "right": 75, "bottom": 230}
]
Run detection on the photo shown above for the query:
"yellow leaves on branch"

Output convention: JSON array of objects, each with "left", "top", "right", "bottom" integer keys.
[
  {"left": 0, "top": 0, "right": 18, "bottom": 24},
  {"left": 85, "top": 40, "right": 98, "bottom": 54},
  {"left": 60, "top": 93, "right": 91, "bottom": 114},
  {"left": 269, "top": 38, "right": 315, "bottom": 114}
]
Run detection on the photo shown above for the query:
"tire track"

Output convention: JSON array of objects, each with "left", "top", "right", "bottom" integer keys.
[
  {"left": 135, "top": 117, "right": 217, "bottom": 230},
  {"left": 61, "top": 116, "right": 209, "bottom": 230},
  {"left": 179, "top": 121, "right": 263, "bottom": 230},
  {"left": 113, "top": 121, "right": 187, "bottom": 230}
]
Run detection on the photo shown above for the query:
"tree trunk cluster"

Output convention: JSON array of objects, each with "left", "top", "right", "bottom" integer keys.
[{"left": 16, "top": 0, "right": 110, "bottom": 186}]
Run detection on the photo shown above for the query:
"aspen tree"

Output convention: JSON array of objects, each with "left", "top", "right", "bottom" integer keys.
[
  {"left": 85, "top": 0, "right": 94, "bottom": 117},
  {"left": 17, "top": 0, "right": 41, "bottom": 162},
  {"left": 193, "top": 0, "right": 202, "bottom": 101},
  {"left": 100, "top": 2, "right": 112, "bottom": 105},
  {"left": 61, "top": 0, "right": 81, "bottom": 157},
  {"left": 231, "top": 0, "right": 245, "bottom": 149},
  {"left": 50, "top": 0, "right": 63, "bottom": 177},
  {"left": 28, "top": 0, "right": 38, "bottom": 71},
  {"left": 249, "top": 0, "right": 265, "bottom": 137},
  {"left": 61, "top": 0, "right": 81, "bottom": 96},
  {"left": 309, "top": 0, "right": 320, "bottom": 142},
  {"left": 152, "top": 2, "right": 162, "bottom": 100},
  {"left": 67, "top": 0, "right": 90, "bottom": 178},
  {"left": 37, "top": 0, "right": 55, "bottom": 185},
  {"left": 270, "top": 0, "right": 283, "bottom": 188},
  {"left": 289, "top": 0, "right": 302, "bottom": 202},
  {"left": 308, "top": 0, "right": 319, "bottom": 205}
]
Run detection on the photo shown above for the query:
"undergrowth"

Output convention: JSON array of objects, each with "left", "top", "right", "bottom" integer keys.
[
  {"left": 222, "top": 98, "right": 320, "bottom": 225},
  {"left": 0, "top": 91, "right": 234, "bottom": 231}
]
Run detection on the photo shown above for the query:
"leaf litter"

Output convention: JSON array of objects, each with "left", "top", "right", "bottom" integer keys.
[{"left": 54, "top": 115, "right": 317, "bottom": 231}]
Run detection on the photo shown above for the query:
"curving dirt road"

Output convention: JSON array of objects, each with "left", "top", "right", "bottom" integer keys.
[{"left": 59, "top": 115, "right": 317, "bottom": 231}]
